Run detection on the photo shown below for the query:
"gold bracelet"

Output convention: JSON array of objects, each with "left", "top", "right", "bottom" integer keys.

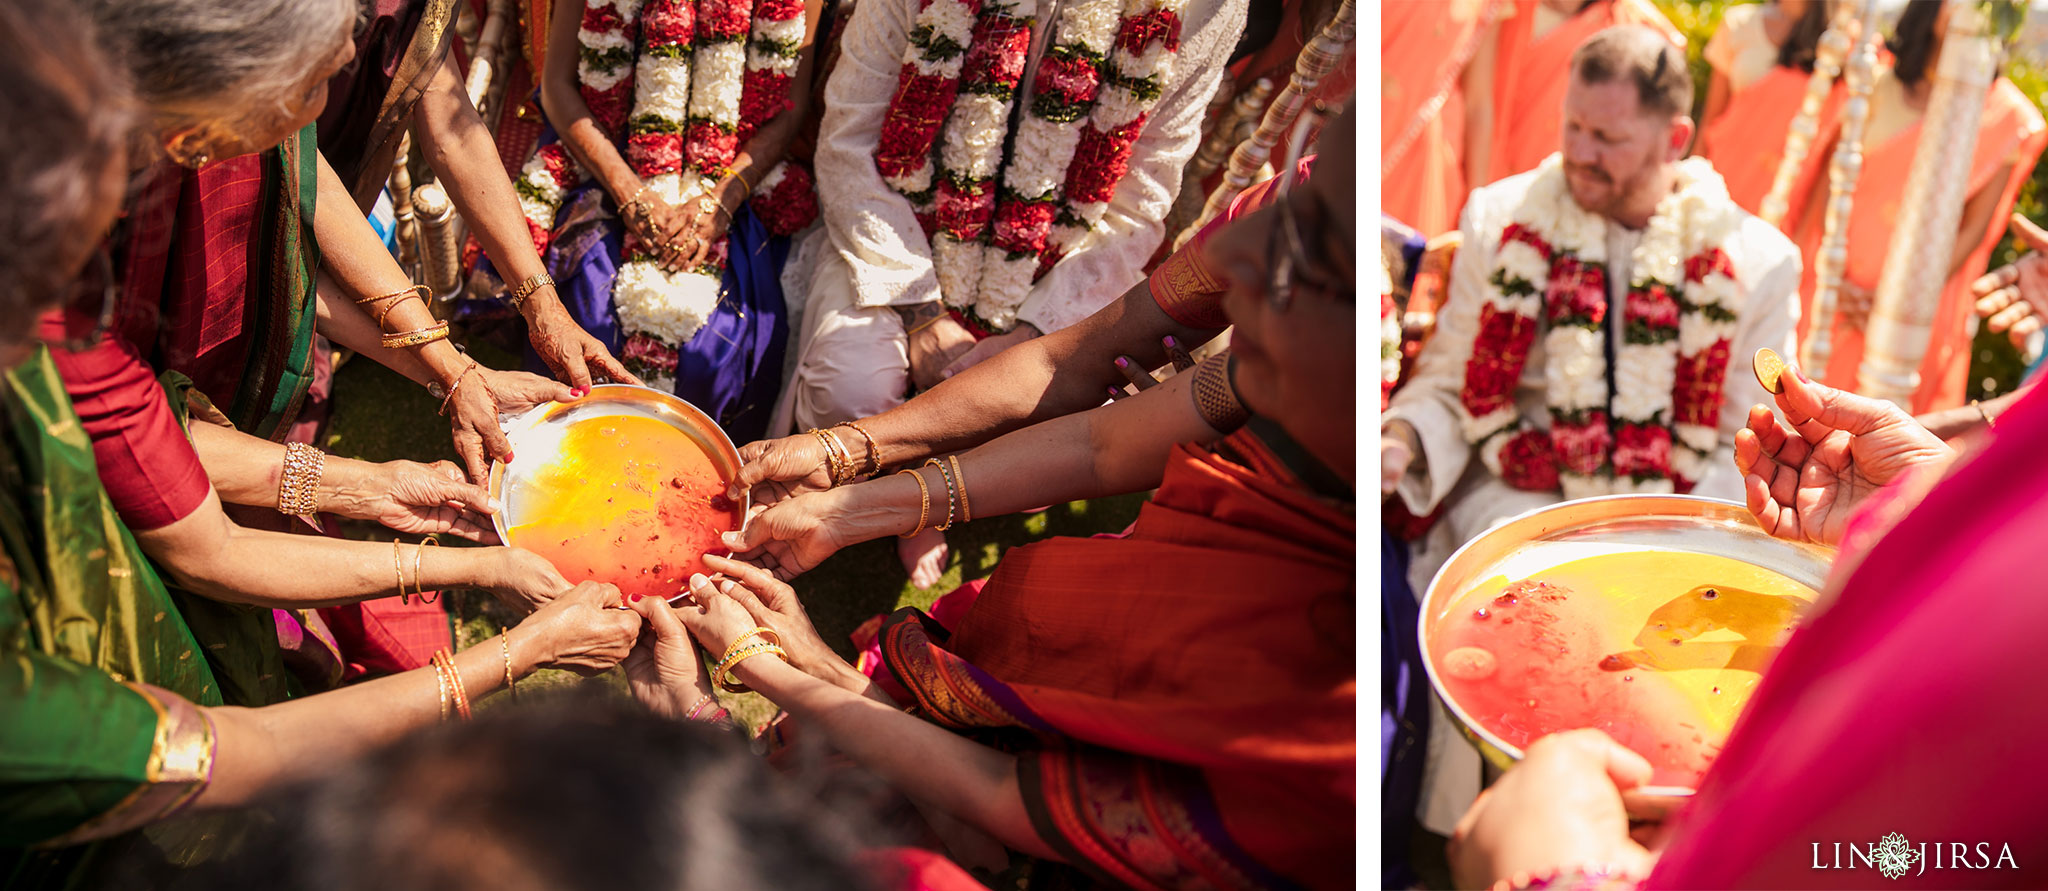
[
  {"left": 393, "top": 538, "right": 409, "bottom": 605},
  {"left": 809, "top": 428, "right": 851, "bottom": 487},
  {"left": 507, "top": 273, "right": 555, "bottom": 311},
  {"left": 432, "top": 652, "right": 451, "bottom": 721},
  {"left": 727, "top": 167, "right": 753, "bottom": 196},
  {"left": 1974, "top": 399, "right": 1997, "bottom": 428},
  {"left": 714, "top": 643, "right": 788, "bottom": 693},
  {"left": 836, "top": 421, "right": 881, "bottom": 475},
  {"left": 896, "top": 468, "right": 929, "bottom": 538},
  {"left": 714, "top": 627, "right": 781, "bottom": 669},
  {"left": 822, "top": 428, "right": 856, "bottom": 485},
  {"left": 905, "top": 312, "right": 946, "bottom": 338},
  {"left": 277, "top": 442, "right": 326, "bottom": 517},
  {"left": 435, "top": 650, "right": 473, "bottom": 721},
  {"left": 501, "top": 632, "right": 518, "bottom": 701},
  {"left": 353, "top": 284, "right": 422, "bottom": 306},
  {"left": 412, "top": 537, "right": 440, "bottom": 605},
  {"left": 924, "top": 459, "right": 956, "bottom": 532},
  {"left": 381, "top": 320, "right": 452, "bottom": 350},
  {"left": 948, "top": 454, "right": 972, "bottom": 524},
  {"left": 436, "top": 362, "right": 482, "bottom": 417}
]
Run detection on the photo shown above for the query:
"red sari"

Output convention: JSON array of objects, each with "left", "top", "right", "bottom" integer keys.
[
  {"left": 874, "top": 422, "right": 1355, "bottom": 889},
  {"left": 1647, "top": 384, "right": 2048, "bottom": 889}
]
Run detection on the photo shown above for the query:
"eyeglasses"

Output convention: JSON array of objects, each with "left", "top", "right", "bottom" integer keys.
[
  {"left": 1266, "top": 107, "right": 1325, "bottom": 312},
  {"left": 55, "top": 248, "right": 118, "bottom": 351}
]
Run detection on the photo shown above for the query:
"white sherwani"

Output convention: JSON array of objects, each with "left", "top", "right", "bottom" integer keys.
[
  {"left": 1384, "top": 167, "right": 1803, "bottom": 834},
  {"left": 769, "top": 0, "right": 1246, "bottom": 433}
]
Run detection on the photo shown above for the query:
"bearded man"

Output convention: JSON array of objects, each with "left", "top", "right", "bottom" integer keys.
[{"left": 1381, "top": 24, "right": 1801, "bottom": 835}]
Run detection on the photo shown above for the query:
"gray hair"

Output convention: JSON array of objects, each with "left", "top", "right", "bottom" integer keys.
[{"left": 79, "top": 0, "right": 356, "bottom": 127}]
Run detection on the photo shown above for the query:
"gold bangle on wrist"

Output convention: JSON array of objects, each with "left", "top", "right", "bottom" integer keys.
[
  {"left": 434, "top": 650, "right": 472, "bottom": 721},
  {"left": 727, "top": 167, "right": 753, "bottom": 196},
  {"left": 393, "top": 538, "right": 410, "bottom": 605},
  {"left": 412, "top": 537, "right": 440, "bottom": 605},
  {"left": 905, "top": 312, "right": 945, "bottom": 338},
  {"left": 1974, "top": 399, "right": 1997, "bottom": 428},
  {"left": 381, "top": 320, "right": 452, "bottom": 350},
  {"left": 501, "top": 632, "right": 518, "bottom": 701},
  {"left": 714, "top": 643, "right": 788, "bottom": 693},
  {"left": 714, "top": 627, "right": 781, "bottom": 668},
  {"left": 432, "top": 652, "right": 451, "bottom": 721},
  {"left": 836, "top": 421, "right": 881, "bottom": 475},
  {"left": 507, "top": 273, "right": 555, "bottom": 311},
  {"left": 435, "top": 362, "right": 482, "bottom": 417},
  {"left": 947, "top": 454, "right": 972, "bottom": 523},
  {"left": 896, "top": 468, "right": 930, "bottom": 538},
  {"left": 277, "top": 442, "right": 326, "bottom": 517}
]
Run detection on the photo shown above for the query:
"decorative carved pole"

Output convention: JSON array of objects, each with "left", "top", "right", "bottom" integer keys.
[
  {"left": 1857, "top": 3, "right": 1999, "bottom": 406},
  {"left": 390, "top": 131, "right": 421, "bottom": 278},
  {"left": 1191, "top": 0, "right": 1355, "bottom": 232},
  {"left": 467, "top": 0, "right": 513, "bottom": 121},
  {"left": 1797, "top": 0, "right": 1883, "bottom": 375},
  {"left": 1167, "top": 78, "right": 1273, "bottom": 250},
  {"left": 414, "top": 182, "right": 464, "bottom": 302},
  {"left": 1757, "top": 2, "right": 1857, "bottom": 227}
]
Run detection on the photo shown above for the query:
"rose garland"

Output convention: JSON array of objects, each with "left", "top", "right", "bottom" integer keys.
[
  {"left": 1455, "top": 155, "right": 1743, "bottom": 498},
  {"left": 510, "top": 0, "right": 815, "bottom": 391},
  {"left": 875, "top": 0, "right": 1185, "bottom": 334}
]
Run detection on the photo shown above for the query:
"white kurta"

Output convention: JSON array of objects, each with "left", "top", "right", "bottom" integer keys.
[
  {"left": 769, "top": 0, "right": 1246, "bottom": 433},
  {"left": 1383, "top": 167, "right": 1803, "bottom": 835}
]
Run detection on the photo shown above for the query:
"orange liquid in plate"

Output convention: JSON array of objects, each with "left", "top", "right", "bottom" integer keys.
[
  {"left": 1429, "top": 550, "right": 1815, "bottom": 788},
  {"left": 508, "top": 415, "right": 739, "bottom": 601}
]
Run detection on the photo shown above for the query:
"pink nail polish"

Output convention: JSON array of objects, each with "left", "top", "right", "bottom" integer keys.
[{"left": 1114, "top": 357, "right": 1129, "bottom": 369}]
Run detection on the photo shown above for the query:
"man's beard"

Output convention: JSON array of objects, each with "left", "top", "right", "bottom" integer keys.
[{"left": 1566, "top": 157, "right": 1662, "bottom": 219}]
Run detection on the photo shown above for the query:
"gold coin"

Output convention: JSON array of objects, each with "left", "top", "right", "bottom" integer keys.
[{"left": 1753, "top": 348, "right": 1787, "bottom": 395}]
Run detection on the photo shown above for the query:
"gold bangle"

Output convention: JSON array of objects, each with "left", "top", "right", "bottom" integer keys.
[
  {"left": 435, "top": 650, "right": 472, "bottom": 721},
  {"left": 432, "top": 652, "right": 450, "bottom": 721},
  {"left": 277, "top": 442, "right": 326, "bottom": 517},
  {"left": 905, "top": 312, "right": 946, "bottom": 338},
  {"left": 714, "top": 643, "right": 788, "bottom": 693},
  {"left": 393, "top": 538, "right": 409, "bottom": 605},
  {"left": 1974, "top": 399, "right": 1997, "bottom": 428},
  {"left": 353, "top": 284, "right": 423, "bottom": 305},
  {"left": 413, "top": 537, "right": 440, "bottom": 605},
  {"left": 508, "top": 273, "right": 556, "bottom": 311},
  {"left": 728, "top": 167, "right": 753, "bottom": 196},
  {"left": 896, "top": 468, "right": 930, "bottom": 538},
  {"left": 436, "top": 362, "right": 482, "bottom": 417},
  {"left": 501, "top": 632, "right": 518, "bottom": 701},
  {"left": 714, "top": 627, "right": 781, "bottom": 669},
  {"left": 948, "top": 454, "right": 972, "bottom": 523},
  {"left": 381, "top": 320, "right": 452, "bottom": 349},
  {"left": 809, "top": 428, "right": 852, "bottom": 487},
  {"left": 924, "top": 459, "right": 955, "bottom": 532},
  {"left": 836, "top": 421, "right": 881, "bottom": 475}
]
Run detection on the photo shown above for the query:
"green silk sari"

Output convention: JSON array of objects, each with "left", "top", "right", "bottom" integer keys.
[
  {"left": 0, "top": 349, "right": 287, "bottom": 888},
  {"left": 224, "top": 123, "right": 321, "bottom": 442}
]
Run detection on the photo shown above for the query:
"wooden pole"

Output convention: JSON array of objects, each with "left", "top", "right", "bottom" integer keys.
[{"left": 1857, "top": 3, "right": 1998, "bottom": 406}]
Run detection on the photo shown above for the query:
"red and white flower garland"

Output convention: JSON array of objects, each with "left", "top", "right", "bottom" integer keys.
[
  {"left": 511, "top": 0, "right": 815, "bottom": 391},
  {"left": 1456, "top": 155, "right": 1743, "bottom": 498},
  {"left": 875, "top": 0, "right": 1184, "bottom": 333}
]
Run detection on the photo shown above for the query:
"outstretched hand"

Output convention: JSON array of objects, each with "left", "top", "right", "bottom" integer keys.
[
  {"left": 1734, "top": 363, "right": 1952, "bottom": 547},
  {"left": 1973, "top": 213, "right": 2048, "bottom": 347},
  {"left": 1449, "top": 729, "right": 1656, "bottom": 891}
]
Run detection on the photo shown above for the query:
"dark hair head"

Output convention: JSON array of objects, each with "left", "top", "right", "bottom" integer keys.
[
  {"left": 1776, "top": 0, "right": 1836, "bottom": 73},
  {"left": 194, "top": 695, "right": 873, "bottom": 891},
  {"left": 1889, "top": 0, "right": 1944, "bottom": 89},
  {"left": 0, "top": 0, "right": 133, "bottom": 346},
  {"left": 1571, "top": 25, "right": 1695, "bottom": 119}
]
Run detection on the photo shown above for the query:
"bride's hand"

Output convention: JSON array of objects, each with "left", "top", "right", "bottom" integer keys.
[{"left": 1734, "top": 363, "right": 1954, "bottom": 547}]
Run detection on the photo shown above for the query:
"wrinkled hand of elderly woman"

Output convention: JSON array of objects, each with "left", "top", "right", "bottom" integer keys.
[
  {"left": 1734, "top": 361, "right": 1954, "bottom": 548},
  {"left": 1973, "top": 213, "right": 2048, "bottom": 347},
  {"left": 515, "top": 580, "right": 644, "bottom": 677},
  {"left": 480, "top": 546, "right": 576, "bottom": 614},
  {"left": 727, "top": 433, "right": 838, "bottom": 507},
  {"left": 444, "top": 366, "right": 577, "bottom": 482},
  {"left": 719, "top": 488, "right": 864, "bottom": 581},
  {"left": 1448, "top": 729, "right": 1657, "bottom": 891},
  {"left": 320, "top": 458, "right": 499, "bottom": 542}
]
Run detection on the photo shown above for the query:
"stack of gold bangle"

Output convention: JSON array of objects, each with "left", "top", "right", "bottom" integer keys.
[
  {"left": 896, "top": 468, "right": 930, "bottom": 538},
  {"left": 277, "top": 442, "right": 325, "bottom": 517},
  {"left": 382, "top": 320, "right": 451, "bottom": 350},
  {"left": 924, "top": 458, "right": 957, "bottom": 532},
  {"left": 711, "top": 627, "right": 788, "bottom": 694},
  {"left": 834, "top": 421, "right": 881, "bottom": 476},
  {"left": 355, "top": 284, "right": 430, "bottom": 329},
  {"left": 809, "top": 428, "right": 857, "bottom": 487},
  {"left": 431, "top": 650, "right": 472, "bottom": 721},
  {"left": 914, "top": 457, "right": 973, "bottom": 533}
]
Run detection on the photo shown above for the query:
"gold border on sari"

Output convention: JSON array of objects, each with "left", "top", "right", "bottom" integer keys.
[
  {"left": 350, "top": 0, "right": 460, "bottom": 207},
  {"left": 37, "top": 683, "right": 216, "bottom": 848}
]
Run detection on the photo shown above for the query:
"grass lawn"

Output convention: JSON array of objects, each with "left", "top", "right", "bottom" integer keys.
[{"left": 322, "top": 338, "right": 1148, "bottom": 730}]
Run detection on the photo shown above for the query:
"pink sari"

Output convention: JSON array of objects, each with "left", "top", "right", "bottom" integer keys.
[{"left": 1648, "top": 382, "right": 2048, "bottom": 888}]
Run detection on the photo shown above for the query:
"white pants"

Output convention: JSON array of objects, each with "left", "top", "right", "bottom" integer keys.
[{"left": 769, "top": 229, "right": 915, "bottom": 435}]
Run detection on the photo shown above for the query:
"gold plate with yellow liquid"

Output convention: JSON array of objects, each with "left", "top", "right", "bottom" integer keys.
[{"left": 1420, "top": 495, "right": 1834, "bottom": 802}]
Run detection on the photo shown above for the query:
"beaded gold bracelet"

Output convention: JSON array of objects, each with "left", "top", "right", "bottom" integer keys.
[
  {"left": 896, "top": 468, "right": 930, "bottom": 538},
  {"left": 277, "top": 442, "right": 325, "bottom": 517},
  {"left": 501, "top": 632, "right": 518, "bottom": 701},
  {"left": 381, "top": 320, "right": 451, "bottom": 350},
  {"left": 924, "top": 459, "right": 956, "bottom": 532}
]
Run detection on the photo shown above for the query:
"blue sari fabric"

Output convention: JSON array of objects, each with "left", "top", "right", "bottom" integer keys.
[
  {"left": 1382, "top": 527, "right": 1429, "bottom": 887},
  {"left": 473, "top": 129, "right": 789, "bottom": 444}
]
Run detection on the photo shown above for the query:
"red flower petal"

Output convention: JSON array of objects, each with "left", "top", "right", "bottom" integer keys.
[
  {"left": 627, "top": 132, "right": 684, "bottom": 177},
  {"left": 1116, "top": 8, "right": 1184, "bottom": 54},
  {"left": 1498, "top": 430, "right": 1561, "bottom": 491},
  {"left": 684, "top": 121, "right": 739, "bottom": 174},
  {"left": 935, "top": 178, "right": 996, "bottom": 240},
  {"left": 1062, "top": 115, "right": 1146, "bottom": 205}
]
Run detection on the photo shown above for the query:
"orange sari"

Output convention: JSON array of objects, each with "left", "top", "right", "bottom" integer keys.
[
  {"left": 1796, "top": 78, "right": 2047, "bottom": 413},
  {"left": 1487, "top": 0, "right": 1682, "bottom": 184},
  {"left": 1697, "top": 65, "right": 1842, "bottom": 226},
  {"left": 1381, "top": 0, "right": 1494, "bottom": 236},
  {"left": 875, "top": 422, "right": 1355, "bottom": 890}
]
